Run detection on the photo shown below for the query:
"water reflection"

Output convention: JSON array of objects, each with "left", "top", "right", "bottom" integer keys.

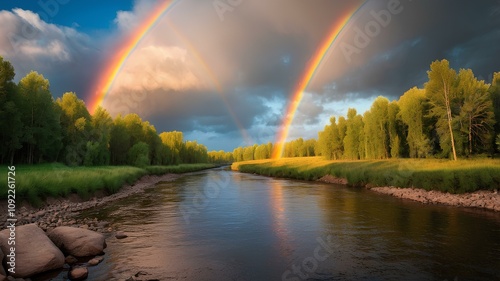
[{"left": 39, "top": 168, "right": 500, "bottom": 281}]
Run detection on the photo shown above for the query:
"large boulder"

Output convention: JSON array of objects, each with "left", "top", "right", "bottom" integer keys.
[
  {"left": 47, "top": 227, "right": 106, "bottom": 257},
  {"left": 0, "top": 224, "right": 64, "bottom": 278}
]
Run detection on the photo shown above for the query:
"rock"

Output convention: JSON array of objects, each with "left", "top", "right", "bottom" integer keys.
[
  {"left": 48, "top": 226, "right": 106, "bottom": 257},
  {"left": 68, "top": 267, "right": 88, "bottom": 281},
  {"left": 135, "top": 271, "right": 150, "bottom": 277},
  {"left": 87, "top": 256, "right": 104, "bottom": 266},
  {"left": 115, "top": 232, "right": 128, "bottom": 239},
  {"left": 35, "top": 210, "right": 46, "bottom": 218},
  {"left": 97, "top": 221, "right": 109, "bottom": 228},
  {"left": 65, "top": 255, "right": 78, "bottom": 265},
  {"left": 0, "top": 224, "right": 64, "bottom": 278},
  {"left": 0, "top": 247, "right": 6, "bottom": 277}
]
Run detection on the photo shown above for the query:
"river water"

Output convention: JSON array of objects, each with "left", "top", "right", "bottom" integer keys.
[{"left": 40, "top": 167, "right": 500, "bottom": 280}]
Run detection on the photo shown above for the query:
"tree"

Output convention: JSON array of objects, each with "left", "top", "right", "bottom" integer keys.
[
  {"left": 243, "top": 145, "right": 255, "bottom": 160},
  {"left": 489, "top": 72, "right": 500, "bottom": 153},
  {"left": 159, "top": 131, "right": 184, "bottom": 164},
  {"left": 232, "top": 147, "right": 244, "bottom": 162},
  {"left": 344, "top": 108, "right": 363, "bottom": 160},
  {"left": 425, "top": 59, "right": 458, "bottom": 160},
  {"left": 109, "top": 115, "right": 131, "bottom": 165},
  {"left": 88, "top": 106, "right": 113, "bottom": 165},
  {"left": 0, "top": 56, "right": 22, "bottom": 164},
  {"left": 254, "top": 143, "right": 271, "bottom": 159},
  {"left": 387, "top": 101, "right": 403, "bottom": 158},
  {"left": 497, "top": 134, "right": 500, "bottom": 151},
  {"left": 127, "top": 141, "right": 150, "bottom": 167},
  {"left": 398, "top": 87, "right": 430, "bottom": 158},
  {"left": 18, "top": 71, "right": 62, "bottom": 164},
  {"left": 363, "top": 97, "right": 390, "bottom": 159},
  {"left": 317, "top": 117, "right": 338, "bottom": 160},
  {"left": 56, "top": 92, "right": 91, "bottom": 165},
  {"left": 456, "top": 69, "right": 495, "bottom": 155}
]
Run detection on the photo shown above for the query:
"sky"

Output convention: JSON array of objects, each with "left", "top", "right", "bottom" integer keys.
[{"left": 1, "top": 0, "right": 500, "bottom": 151}]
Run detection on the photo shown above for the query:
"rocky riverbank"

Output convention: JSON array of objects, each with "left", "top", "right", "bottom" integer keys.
[
  {"left": 0, "top": 173, "right": 182, "bottom": 280},
  {"left": 0, "top": 224, "right": 107, "bottom": 280},
  {"left": 0, "top": 173, "right": 180, "bottom": 233},
  {"left": 318, "top": 175, "right": 500, "bottom": 212}
]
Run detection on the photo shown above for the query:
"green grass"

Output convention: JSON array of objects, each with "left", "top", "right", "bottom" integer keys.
[
  {"left": 1, "top": 163, "right": 216, "bottom": 205},
  {"left": 145, "top": 163, "right": 216, "bottom": 175},
  {"left": 231, "top": 157, "right": 500, "bottom": 194}
]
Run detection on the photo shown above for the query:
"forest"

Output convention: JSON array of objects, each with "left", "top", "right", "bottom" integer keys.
[
  {"left": 221, "top": 60, "right": 500, "bottom": 163},
  {"left": 2, "top": 57, "right": 500, "bottom": 167},
  {"left": 0, "top": 56, "right": 209, "bottom": 167}
]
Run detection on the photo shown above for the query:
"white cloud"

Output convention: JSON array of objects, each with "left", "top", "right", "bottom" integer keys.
[
  {"left": 111, "top": 45, "right": 204, "bottom": 93},
  {"left": 0, "top": 8, "right": 98, "bottom": 98}
]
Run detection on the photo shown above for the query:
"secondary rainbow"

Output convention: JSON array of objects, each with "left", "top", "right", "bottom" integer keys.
[
  {"left": 271, "top": 2, "right": 366, "bottom": 159},
  {"left": 166, "top": 19, "right": 253, "bottom": 144},
  {"left": 87, "top": 0, "right": 181, "bottom": 114}
]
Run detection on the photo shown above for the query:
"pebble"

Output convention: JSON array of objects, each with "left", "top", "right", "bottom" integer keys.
[{"left": 68, "top": 267, "right": 88, "bottom": 281}]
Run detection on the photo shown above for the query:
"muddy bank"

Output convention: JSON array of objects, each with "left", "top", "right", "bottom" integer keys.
[
  {"left": 0, "top": 173, "right": 181, "bottom": 232},
  {"left": 318, "top": 175, "right": 500, "bottom": 212}
]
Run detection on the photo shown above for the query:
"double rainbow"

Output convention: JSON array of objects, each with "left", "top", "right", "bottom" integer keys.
[
  {"left": 271, "top": 2, "right": 366, "bottom": 159},
  {"left": 88, "top": 1, "right": 366, "bottom": 152}
]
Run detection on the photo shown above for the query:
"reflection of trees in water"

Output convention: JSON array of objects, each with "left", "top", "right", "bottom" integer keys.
[{"left": 317, "top": 185, "right": 500, "bottom": 279}]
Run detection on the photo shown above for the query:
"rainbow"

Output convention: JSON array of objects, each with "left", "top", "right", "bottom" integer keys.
[
  {"left": 87, "top": 0, "right": 181, "bottom": 114},
  {"left": 271, "top": 2, "right": 366, "bottom": 159},
  {"left": 166, "top": 20, "right": 253, "bottom": 144}
]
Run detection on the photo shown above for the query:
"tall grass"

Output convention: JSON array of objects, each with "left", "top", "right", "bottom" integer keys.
[
  {"left": 1, "top": 163, "right": 215, "bottom": 205},
  {"left": 231, "top": 157, "right": 500, "bottom": 194}
]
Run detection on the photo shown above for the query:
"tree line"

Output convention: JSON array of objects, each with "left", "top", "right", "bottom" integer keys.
[
  {"left": 0, "top": 56, "right": 208, "bottom": 166},
  {"left": 228, "top": 60, "right": 500, "bottom": 161}
]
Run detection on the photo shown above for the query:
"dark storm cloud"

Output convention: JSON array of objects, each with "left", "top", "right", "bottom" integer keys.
[{"left": 318, "top": 0, "right": 500, "bottom": 103}]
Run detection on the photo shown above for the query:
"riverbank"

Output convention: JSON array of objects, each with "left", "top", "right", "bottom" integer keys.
[
  {"left": 0, "top": 164, "right": 216, "bottom": 232},
  {"left": 232, "top": 157, "right": 500, "bottom": 212},
  {"left": 1, "top": 163, "right": 215, "bottom": 205}
]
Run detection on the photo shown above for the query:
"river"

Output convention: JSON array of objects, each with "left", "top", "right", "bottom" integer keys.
[{"left": 38, "top": 167, "right": 500, "bottom": 280}]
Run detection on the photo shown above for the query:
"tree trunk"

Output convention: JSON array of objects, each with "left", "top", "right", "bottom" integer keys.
[
  {"left": 469, "top": 115, "right": 472, "bottom": 156},
  {"left": 444, "top": 81, "right": 457, "bottom": 161}
]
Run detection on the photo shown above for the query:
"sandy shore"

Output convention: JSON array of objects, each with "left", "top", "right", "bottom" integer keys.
[
  {"left": 0, "top": 173, "right": 181, "bottom": 232},
  {"left": 318, "top": 175, "right": 500, "bottom": 212}
]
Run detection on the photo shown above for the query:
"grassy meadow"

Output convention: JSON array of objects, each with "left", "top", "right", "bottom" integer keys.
[
  {"left": 231, "top": 157, "right": 500, "bottom": 194},
  {"left": 2, "top": 163, "right": 215, "bottom": 205}
]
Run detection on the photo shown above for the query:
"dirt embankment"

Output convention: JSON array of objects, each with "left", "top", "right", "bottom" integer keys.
[{"left": 318, "top": 175, "right": 500, "bottom": 212}]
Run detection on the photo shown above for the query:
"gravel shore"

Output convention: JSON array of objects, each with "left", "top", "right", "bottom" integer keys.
[
  {"left": 0, "top": 173, "right": 181, "bottom": 232},
  {"left": 318, "top": 175, "right": 500, "bottom": 212}
]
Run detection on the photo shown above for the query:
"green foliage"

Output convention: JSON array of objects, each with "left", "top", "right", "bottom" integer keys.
[
  {"left": 497, "top": 134, "right": 500, "bottom": 151},
  {"left": 159, "top": 131, "right": 184, "bottom": 164},
  {"left": 489, "top": 72, "right": 500, "bottom": 153},
  {"left": 343, "top": 108, "right": 363, "bottom": 160},
  {"left": 363, "top": 97, "right": 391, "bottom": 159},
  {"left": 398, "top": 87, "right": 430, "bottom": 158},
  {"left": 18, "top": 71, "right": 62, "bottom": 164},
  {"left": 56, "top": 92, "right": 92, "bottom": 165},
  {"left": 127, "top": 141, "right": 150, "bottom": 167},
  {"left": 425, "top": 59, "right": 458, "bottom": 160},
  {"left": 0, "top": 56, "right": 22, "bottom": 164},
  {"left": 208, "top": 150, "right": 234, "bottom": 163}
]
